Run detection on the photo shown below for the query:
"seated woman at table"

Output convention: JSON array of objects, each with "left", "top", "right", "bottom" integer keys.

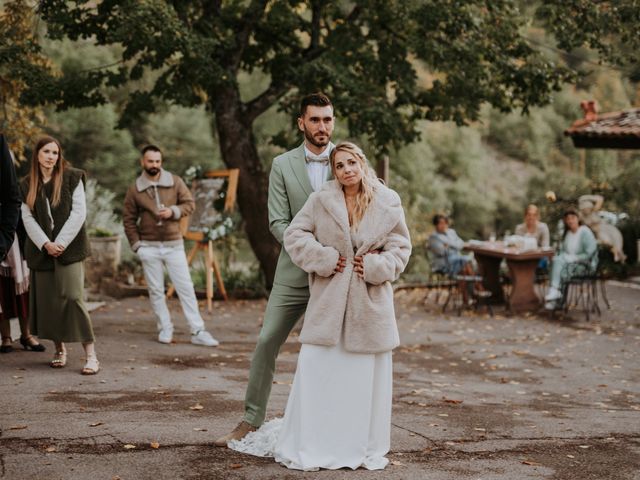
[
  {"left": 515, "top": 204, "right": 550, "bottom": 269},
  {"left": 428, "top": 214, "right": 473, "bottom": 276},
  {"left": 544, "top": 208, "right": 598, "bottom": 310},
  {"left": 515, "top": 204, "right": 550, "bottom": 248},
  {"left": 428, "top": 214, "right": 475, "bottom": 303}
]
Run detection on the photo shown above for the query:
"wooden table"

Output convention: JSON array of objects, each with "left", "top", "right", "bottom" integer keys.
[{"left": 464, "top": 242, "right": 554, "bottom": 313}]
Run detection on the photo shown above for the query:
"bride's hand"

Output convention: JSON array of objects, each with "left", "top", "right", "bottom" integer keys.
[
  {"left": 353, "top": 256, "right": 364, "bottom": 279},
  {"left": 334, "top": 256, "right": 346, "bottom": 274}
]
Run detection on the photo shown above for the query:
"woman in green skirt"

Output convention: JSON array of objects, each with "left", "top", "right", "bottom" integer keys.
[{"left": 20, "top": 136, "right": 99, "bottom": 374}]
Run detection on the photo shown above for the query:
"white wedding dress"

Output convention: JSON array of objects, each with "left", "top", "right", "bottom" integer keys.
[{"left": 229, "top": 336, "right": 392, "bottom": 471}]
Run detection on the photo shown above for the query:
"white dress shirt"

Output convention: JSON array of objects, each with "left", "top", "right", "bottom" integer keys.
[
  {"left": 22, "top": 181, "right": 87, "bottom": 249},
  {"left": 304, "top": 143, "right": 333, "bottom": 192}
]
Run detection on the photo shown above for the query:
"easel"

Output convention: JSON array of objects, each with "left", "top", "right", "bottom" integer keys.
[{"left": 166, "top": 169, "right": 239, "bottom": 312}]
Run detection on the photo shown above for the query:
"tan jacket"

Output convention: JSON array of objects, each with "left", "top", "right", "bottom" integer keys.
[
  {"left": 123, "top": 169, "right": 194, "bottom": 251},
  {"left": 284, "top": 180, "right": 411, "bottom": 353}
]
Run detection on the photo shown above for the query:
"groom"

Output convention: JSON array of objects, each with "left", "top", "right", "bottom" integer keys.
[{"left": 215, "top": 93, "right": 335, "bottom": 446}]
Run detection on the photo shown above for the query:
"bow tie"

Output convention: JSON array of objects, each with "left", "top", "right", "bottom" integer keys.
[{"left": 306, "top": 155, "right": 329, "bottom": 165}]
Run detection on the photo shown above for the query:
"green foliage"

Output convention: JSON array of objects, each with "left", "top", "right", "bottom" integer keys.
[
  {"left": 0, "top": 0, "right": 49, "bottom": 158},
  {"left": 143, "top": 105, "right": 223, "bottom": 176},
  {"left": 44, "top": 104, "right": 139, "bottom": 200},
  {"left": 88, "top": 227, "right": 116, "bottom": 238},
  {"left": 28, "top": 0, "right": 589, "bottom": 152},
  {"left": 536, "top": 1, "right": 640, "bottom": 76},
  {"left": 84, "top": 178, "right": 121, "bottom": 236}
]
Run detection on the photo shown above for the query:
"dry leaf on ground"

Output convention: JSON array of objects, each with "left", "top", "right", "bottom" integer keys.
[
  {"left": 123, "top": 444, "right": 136, "bottom": 450},
  {"left": 189, "top": 404, "right": 204, "bottom": 411},
  {"left": 150, "top": 442, "right": 160, "bottom": 449}
]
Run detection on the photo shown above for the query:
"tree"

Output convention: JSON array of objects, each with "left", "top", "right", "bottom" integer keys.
[
  {"left": 0, "top": 0, "right": 50, "bottom": 159},
  {"left": 17, "top": 0, "right": 639, "bottom": 284}
]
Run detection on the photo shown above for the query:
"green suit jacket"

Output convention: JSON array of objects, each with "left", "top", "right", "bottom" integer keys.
[{"left": 269, "top": 143, "right": 332, "bottom": 287}]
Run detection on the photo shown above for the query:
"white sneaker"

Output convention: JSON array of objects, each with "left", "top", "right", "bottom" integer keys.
[
  {"left": 158, "top": 329, "right": 173, "bottom": 344},
  {"left": 191, "top": 330, "right": 219, "bottom": 347},
  {"left": 544, "top": 300, "right": 557, "bottom": 310},
  {"left": 545, "top": 287, "right": 561, "bottom": 301}
]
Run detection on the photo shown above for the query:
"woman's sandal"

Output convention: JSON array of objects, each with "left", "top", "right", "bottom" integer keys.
[
  {"left": 81, "top": 356, "right": 100, "bottom": 375},
  {"left": 50, "top": 350, "right": 67, "bottom": 368}
]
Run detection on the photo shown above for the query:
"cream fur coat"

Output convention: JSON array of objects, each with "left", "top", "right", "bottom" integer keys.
[{"left": 283, "top": 180, "right": 411, "bottom": 353}]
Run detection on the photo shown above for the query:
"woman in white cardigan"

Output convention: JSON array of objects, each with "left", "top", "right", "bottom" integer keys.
[{"left": 230, "top": 142, "right": 411, "bottom": 470}]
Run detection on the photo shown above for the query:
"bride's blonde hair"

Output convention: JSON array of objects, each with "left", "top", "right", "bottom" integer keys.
[{"left": 330, "top": 141, "right": 379, "bottom": 228}]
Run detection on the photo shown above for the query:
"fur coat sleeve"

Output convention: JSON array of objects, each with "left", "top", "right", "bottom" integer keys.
[
  {"left": 362, "top": 209, "right": 411, "bottom": 285},
  {"left": 284, "top": 194, "right": 340, "bottom": 278}
]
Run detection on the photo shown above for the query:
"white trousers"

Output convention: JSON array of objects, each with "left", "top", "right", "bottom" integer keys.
[{"left": 137, "top": 244, "right": 205, "bottom": 335}]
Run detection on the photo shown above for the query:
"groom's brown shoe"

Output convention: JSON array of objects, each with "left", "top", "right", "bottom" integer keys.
[{"left": 214, "top": 420, "right": 257, "bottom": 447}]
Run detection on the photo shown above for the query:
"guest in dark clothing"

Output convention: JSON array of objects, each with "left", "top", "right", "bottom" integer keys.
[
  {"left": 0, "top": 220, "right": 45, "bottom": 353},
  {"left": 0, "top": 134, "right": 21, "bottom": 262},
  {"left": 0, "top": 134, "right": 41, "bottom": 353}
]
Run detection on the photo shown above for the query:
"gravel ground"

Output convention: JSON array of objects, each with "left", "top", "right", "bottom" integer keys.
[{"left": 1, "top": 282, "right": 638, "bottom": 480}]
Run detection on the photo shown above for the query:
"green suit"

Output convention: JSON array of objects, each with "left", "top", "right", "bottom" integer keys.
[{"left": 244, "top": 143, "right": 332, "bottom": 427}]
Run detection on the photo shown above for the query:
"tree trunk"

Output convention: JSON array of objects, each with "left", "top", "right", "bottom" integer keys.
[{"left": 212, "top": 88, "right": 280, "bottom": 288}]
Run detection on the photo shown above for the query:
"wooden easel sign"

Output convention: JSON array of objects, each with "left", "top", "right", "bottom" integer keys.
[{"left": 166, "top": 169, "right": 239, "bottom": 312}]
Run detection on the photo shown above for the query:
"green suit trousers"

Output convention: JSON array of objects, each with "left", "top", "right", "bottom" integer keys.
[{"left": 243, "top": 283, "right": 309, "bottom": 427}]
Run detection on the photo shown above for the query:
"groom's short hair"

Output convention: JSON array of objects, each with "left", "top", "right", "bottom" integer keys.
[{"left": 299, "top": 93, "right": 332, "bottom": 117}]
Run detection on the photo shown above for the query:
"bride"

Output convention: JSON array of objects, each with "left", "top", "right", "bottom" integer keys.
[{"left": 229, "top": 141, "right": 411, "bottom": 471}]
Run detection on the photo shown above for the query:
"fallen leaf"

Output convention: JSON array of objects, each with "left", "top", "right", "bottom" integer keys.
[
  {"left": 578, "top": 445, "right": 590, "bottom": 449},
  {"left": 390, "top": 460, "right": 405, "bottom": 466},
  {"left": 123, "top": 444, "right": 136, "bottom": 450},
  {"left": 150, "top": 442, "right": 160, "bottom": 449},
  {"left": 567, "top": 455, "right": 575, "bottom": 458},
  {"left": 189, "top": 404, "right": 204, "bottom": 411},
  {"left": 45, "top": 446, "right": 56, "bottom": 453},
  {"left": 89, "top": 422, "right": 104, "bottom": 427},
  {"left": 229, "top": 463, "right": 243, "bottom": 469},
  {"left": 193, "top": 428, "right": 208, "bottom": 432},
  {"left": 9, "top": 425, "right": 27, "bottom": 430},
  {"left": 522, "top": 460, "right": 541, "bottom": 466}
]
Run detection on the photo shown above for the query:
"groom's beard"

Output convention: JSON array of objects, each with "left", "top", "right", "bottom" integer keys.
[
  {"left": 145, "top": 167, "right": 160, "bottom": 177},
  {"left": 303, "top": 127, "right": 331, "bottom": 149}
]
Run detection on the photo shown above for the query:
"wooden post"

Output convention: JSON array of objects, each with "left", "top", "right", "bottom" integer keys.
[{"left": 376, "top": 155, "right": 389, "bottom": 185}]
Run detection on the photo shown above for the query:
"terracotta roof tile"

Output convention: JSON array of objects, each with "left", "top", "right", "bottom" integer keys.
[{"left": 566, "top": 108, "right": 640, "bottom": 137}]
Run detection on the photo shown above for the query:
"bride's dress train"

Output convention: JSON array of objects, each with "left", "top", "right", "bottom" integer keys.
[{"left": 229, "top": 338, "right": 392, "bottom": 471}]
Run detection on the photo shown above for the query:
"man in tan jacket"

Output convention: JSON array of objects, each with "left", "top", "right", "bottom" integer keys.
[{"left": 123, "top": 145, "right": 218, "bottom": 347}]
